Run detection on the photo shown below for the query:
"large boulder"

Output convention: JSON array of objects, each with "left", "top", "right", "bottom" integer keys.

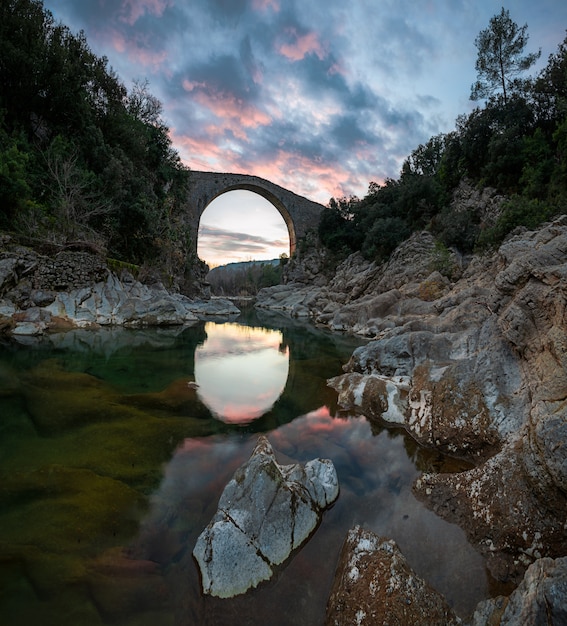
[
  {"left": 499, "top": 556, "right": 567, "bottom": 625},
  {"left": 325, "top": 526, "right": 460, "bottom": 626},
  {"left": 193, "top": 436, "right": 339, "bottom": 598},
  {"left": 468, "top": 556, "right": 567, "bottom": 625}
]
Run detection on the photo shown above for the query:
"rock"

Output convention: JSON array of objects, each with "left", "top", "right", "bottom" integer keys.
[
  {"left": 0, "top": 257, "right": 19, "bottom": 294},
  {"left": 255, "top": 282, "right": 320, "bottom": 315},
  {"left": 30, "top": 289, "right": 56, "bottom": 306},
  {"left": 40, "top": 274, "right": 238, "bottom": 329},
  {"left": 12, "top": 321, "right": 45, "bottom": 336},
  {"left": 322, "top": 217, "right": 567, "bottom": 584},
  {"left": 325, "top": 526, "right": 460, "bottom": 626},
  {"left": 283, "top": 237, "right": 331, "bottom": 286},
  {"left": 192, "top": 435, "right": 339, "bottom": 598},
  {"left": 413, "top": 443, "right": 567, "bottom": 583},
  {"left": 468, "top": 555, "right": 567, "bottom": 625},
  {"left": 181, "top": 296, "right": 240, "bottom": 317},
  {"left": 328, "top": 372, "right": 409, "bottom": 426},
  {"left": 86, "top": 548, "right": 170, "bottom": 621},
  {"left": 0, "top": 313, "right": 14, "bottom": 333},
  {"left": 498, "top": 556, "right": 567, "bottom": 625},
  {"left": 467, "top": 596, "right": 509, "bottom": 626},
  {"left": 0, "top": 242, "right": 229, "bottom": 334}
]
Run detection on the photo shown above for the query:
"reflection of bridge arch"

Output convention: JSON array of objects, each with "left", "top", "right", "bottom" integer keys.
[
  {"left": 187, "top": 171, "right": 324, "bottom": 257},
  {"left": 226, "top": 312, "right": 351, "bottom": 431}
]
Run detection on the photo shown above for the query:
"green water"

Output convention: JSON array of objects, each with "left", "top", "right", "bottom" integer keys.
[{"left": 0, "top": 310, "right": 498, "bottom": 625}]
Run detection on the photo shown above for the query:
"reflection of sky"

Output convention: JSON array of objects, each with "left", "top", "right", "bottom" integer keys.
[
  {"left": 138, "top": 408, "right": 490, "bottom": 619},
  {"left": 194, "top": 322, "right": 289, "bottom": 424}
]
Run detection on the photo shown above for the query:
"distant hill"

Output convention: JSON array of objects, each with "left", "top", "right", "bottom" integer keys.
[
  {"left": 207, "top": 259, "right": 282, "bottom": 296},
  {"left": 208, "top": 259, "right": 279, "bottom": 278}
]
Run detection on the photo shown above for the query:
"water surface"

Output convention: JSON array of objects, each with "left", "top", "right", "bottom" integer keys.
[{"left": 0, "top": 310, "right": 501, "bottom": 625}]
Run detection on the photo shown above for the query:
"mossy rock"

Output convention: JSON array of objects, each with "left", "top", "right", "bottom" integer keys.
[
  {"left": 86, "top": 547, "right": 173, "bottom": 624},
  {"left": 22, "top": 360, "right": 122, "bottom": 435},
  {"left": 1, "top": 465, "right": 144, "bottom": 556}
]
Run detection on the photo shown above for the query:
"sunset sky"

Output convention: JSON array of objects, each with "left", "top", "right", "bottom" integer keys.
[{"left": 42, "top": 0, "right": 567, "bottom": 265}]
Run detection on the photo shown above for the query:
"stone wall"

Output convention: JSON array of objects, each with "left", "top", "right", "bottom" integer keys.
[{"left": 33, "top": 250, "right": 109, "bottom": 292}]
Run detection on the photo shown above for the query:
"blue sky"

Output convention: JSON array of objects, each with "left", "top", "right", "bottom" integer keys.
[{"left": 41, "top": 0, "right": 567, "bottom": 265}]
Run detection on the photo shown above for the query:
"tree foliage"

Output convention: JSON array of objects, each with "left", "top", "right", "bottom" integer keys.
[
  {"left": 0, "top": 0, "right": 191, "bottom": 278},
  {"left": 208, "top": 260, "right": 284, "bottom": 296},
  {"left": 320, "top": 20, "right": 567, "bottom": 261},
  {"left": 470, "top": 7, "right": 541, "bottom": 104}
]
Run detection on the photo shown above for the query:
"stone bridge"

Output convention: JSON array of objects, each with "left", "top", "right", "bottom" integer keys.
[{"left": 186, "top": 171, "right": 325, "bottom": 257}]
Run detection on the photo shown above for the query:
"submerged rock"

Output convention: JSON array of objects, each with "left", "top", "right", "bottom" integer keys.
[
  {"left": 192, "top": 435, "right": 339, "bottom": 598},
  {"left": 325, "top": 525, "right": 460, "bottom": 626}
]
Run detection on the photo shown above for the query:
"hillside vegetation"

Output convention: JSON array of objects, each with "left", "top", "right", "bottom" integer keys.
[
  {"left": 319, "top": 18, "right": 567, "bottom": 264},
  {"left": 0, "top": 0, "right": 192, "bottom": 281},
  {"left": 208, "top": 258, "right": 287, "bottom": 297}
]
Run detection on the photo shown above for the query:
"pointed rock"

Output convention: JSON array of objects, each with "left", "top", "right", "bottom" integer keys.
[{"left": 193, "top": 435, "right": 339, "bottom": 598}]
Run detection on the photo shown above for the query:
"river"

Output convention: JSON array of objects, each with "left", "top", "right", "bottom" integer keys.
[{"left": 0, "top": 308, "right": 504, "bottom": 624}]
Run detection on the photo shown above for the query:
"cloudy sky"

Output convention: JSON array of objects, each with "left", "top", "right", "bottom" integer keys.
[{"left": 42, "top": 0, "right": 567, "bottom": 265}]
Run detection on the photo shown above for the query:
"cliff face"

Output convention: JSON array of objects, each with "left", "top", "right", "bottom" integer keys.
[{"left": 258, "top": 217, "right": 567, "bottom": 590}]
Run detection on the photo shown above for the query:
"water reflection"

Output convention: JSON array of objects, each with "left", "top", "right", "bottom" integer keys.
[
  {"left": 0, "top": 316, "right": 504, "bottom": 625},
  {"left": 135, "top": 407, "right": 489, "bottom": 624},
  {"left": 194, "top": 322, "right": 289, "bottom": 424}
]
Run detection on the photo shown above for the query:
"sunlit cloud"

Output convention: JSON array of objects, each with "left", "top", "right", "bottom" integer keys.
[
  {"left": 119, "top": 0, "right": 173, "bottom": 26},
  {"left": 199, "top": 224, "right": 286, "bottom": 255},
  {"left": 252, "top": 0, "right": 280, "bottom": 12},
  {"left": 183, "top": 82, "right": 271, "bottom": 130},
  {"left": 278, "top": 29, "right": 326, "bottom": 61}
]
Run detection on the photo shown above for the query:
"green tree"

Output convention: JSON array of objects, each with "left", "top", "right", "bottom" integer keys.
[
  {"left": 470, "top": 7, "right": 540, "bottom": 104},
  {"left": 530, "top": 34, "right": 567, "bottom": 129}
]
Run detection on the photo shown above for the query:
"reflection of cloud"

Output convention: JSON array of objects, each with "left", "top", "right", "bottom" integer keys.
[
  {"left": 142, "top": 405, "right": 489, "bottom": 615},
  {"left": 195, "top": 322, "right": 289, "bottom": 424},
  {"left": 199, "top": 322, "right": 285, "bottom": 356}
]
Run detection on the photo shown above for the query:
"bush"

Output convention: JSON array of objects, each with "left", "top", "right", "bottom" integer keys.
[
  {"left": 432, "top": 208, "right": 480, "bottom": 253},
  {"left": 477, "top": 195, "right": 559, "bottom": 248},
  {"left": 361, "top": 217, "right": 411, "bottom": 262},
  {"left": 430, "top": 241, "right": 455, "bottom": 278}
]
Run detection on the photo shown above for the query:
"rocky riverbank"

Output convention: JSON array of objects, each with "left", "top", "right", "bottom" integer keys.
[
  {"left": 257, "top": 216, "right": 567, "bottom": 623},
  {"left": 2, "top": 219, "right": 566, "bottom": 622},
  {"left": 0, "top": 235, "right": 238, "bottom": 335}
]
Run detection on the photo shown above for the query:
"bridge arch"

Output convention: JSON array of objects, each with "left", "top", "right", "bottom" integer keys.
[{"left": 187, "top": 172, "right": 324, "bottom": 259}]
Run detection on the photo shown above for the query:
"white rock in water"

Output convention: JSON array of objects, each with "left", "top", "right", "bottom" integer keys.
[{"left": 193, "top": 435, "right": 339, "bottom": 598}]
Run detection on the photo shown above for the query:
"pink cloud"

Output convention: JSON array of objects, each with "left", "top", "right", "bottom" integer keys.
[
  {"left": 278, "top": 29, "right": 326, "bottom": 62},
  {"left": 244, "top": 150, "right": 356, "bottom": 203},
  {"left": 119, "top": 0, "right": 172, "bottom": 26},
  {"left": 171, "top": 106, "right": 371, "bottom": 203},
  {"left": 175, "top": 134, "right": 362, "bottom": 204},
  {"left": 182, "top": 80, "right": 271, "bottom": 136},
  {"left": 109, "top": 30, "right": 168, "bottom": 69}
]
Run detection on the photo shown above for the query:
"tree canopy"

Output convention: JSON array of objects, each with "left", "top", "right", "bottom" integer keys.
[
  {"left": 470, "top": 7, "right": 541, "bottom": 104},
  {"left": 320, "top": 17, "right": 566, "bottom": 265},
  {"left": 0, "top": 0, "right": 192, "bottom": 282}
]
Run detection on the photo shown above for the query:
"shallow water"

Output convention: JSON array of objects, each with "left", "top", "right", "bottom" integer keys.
[{"left": 0, "top": 309, "right": 502, "bottom": 624}]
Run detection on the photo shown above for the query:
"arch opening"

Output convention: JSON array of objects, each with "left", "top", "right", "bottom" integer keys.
[{"left": 197, "top": 189, "right": 292, "bottom": 267}]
